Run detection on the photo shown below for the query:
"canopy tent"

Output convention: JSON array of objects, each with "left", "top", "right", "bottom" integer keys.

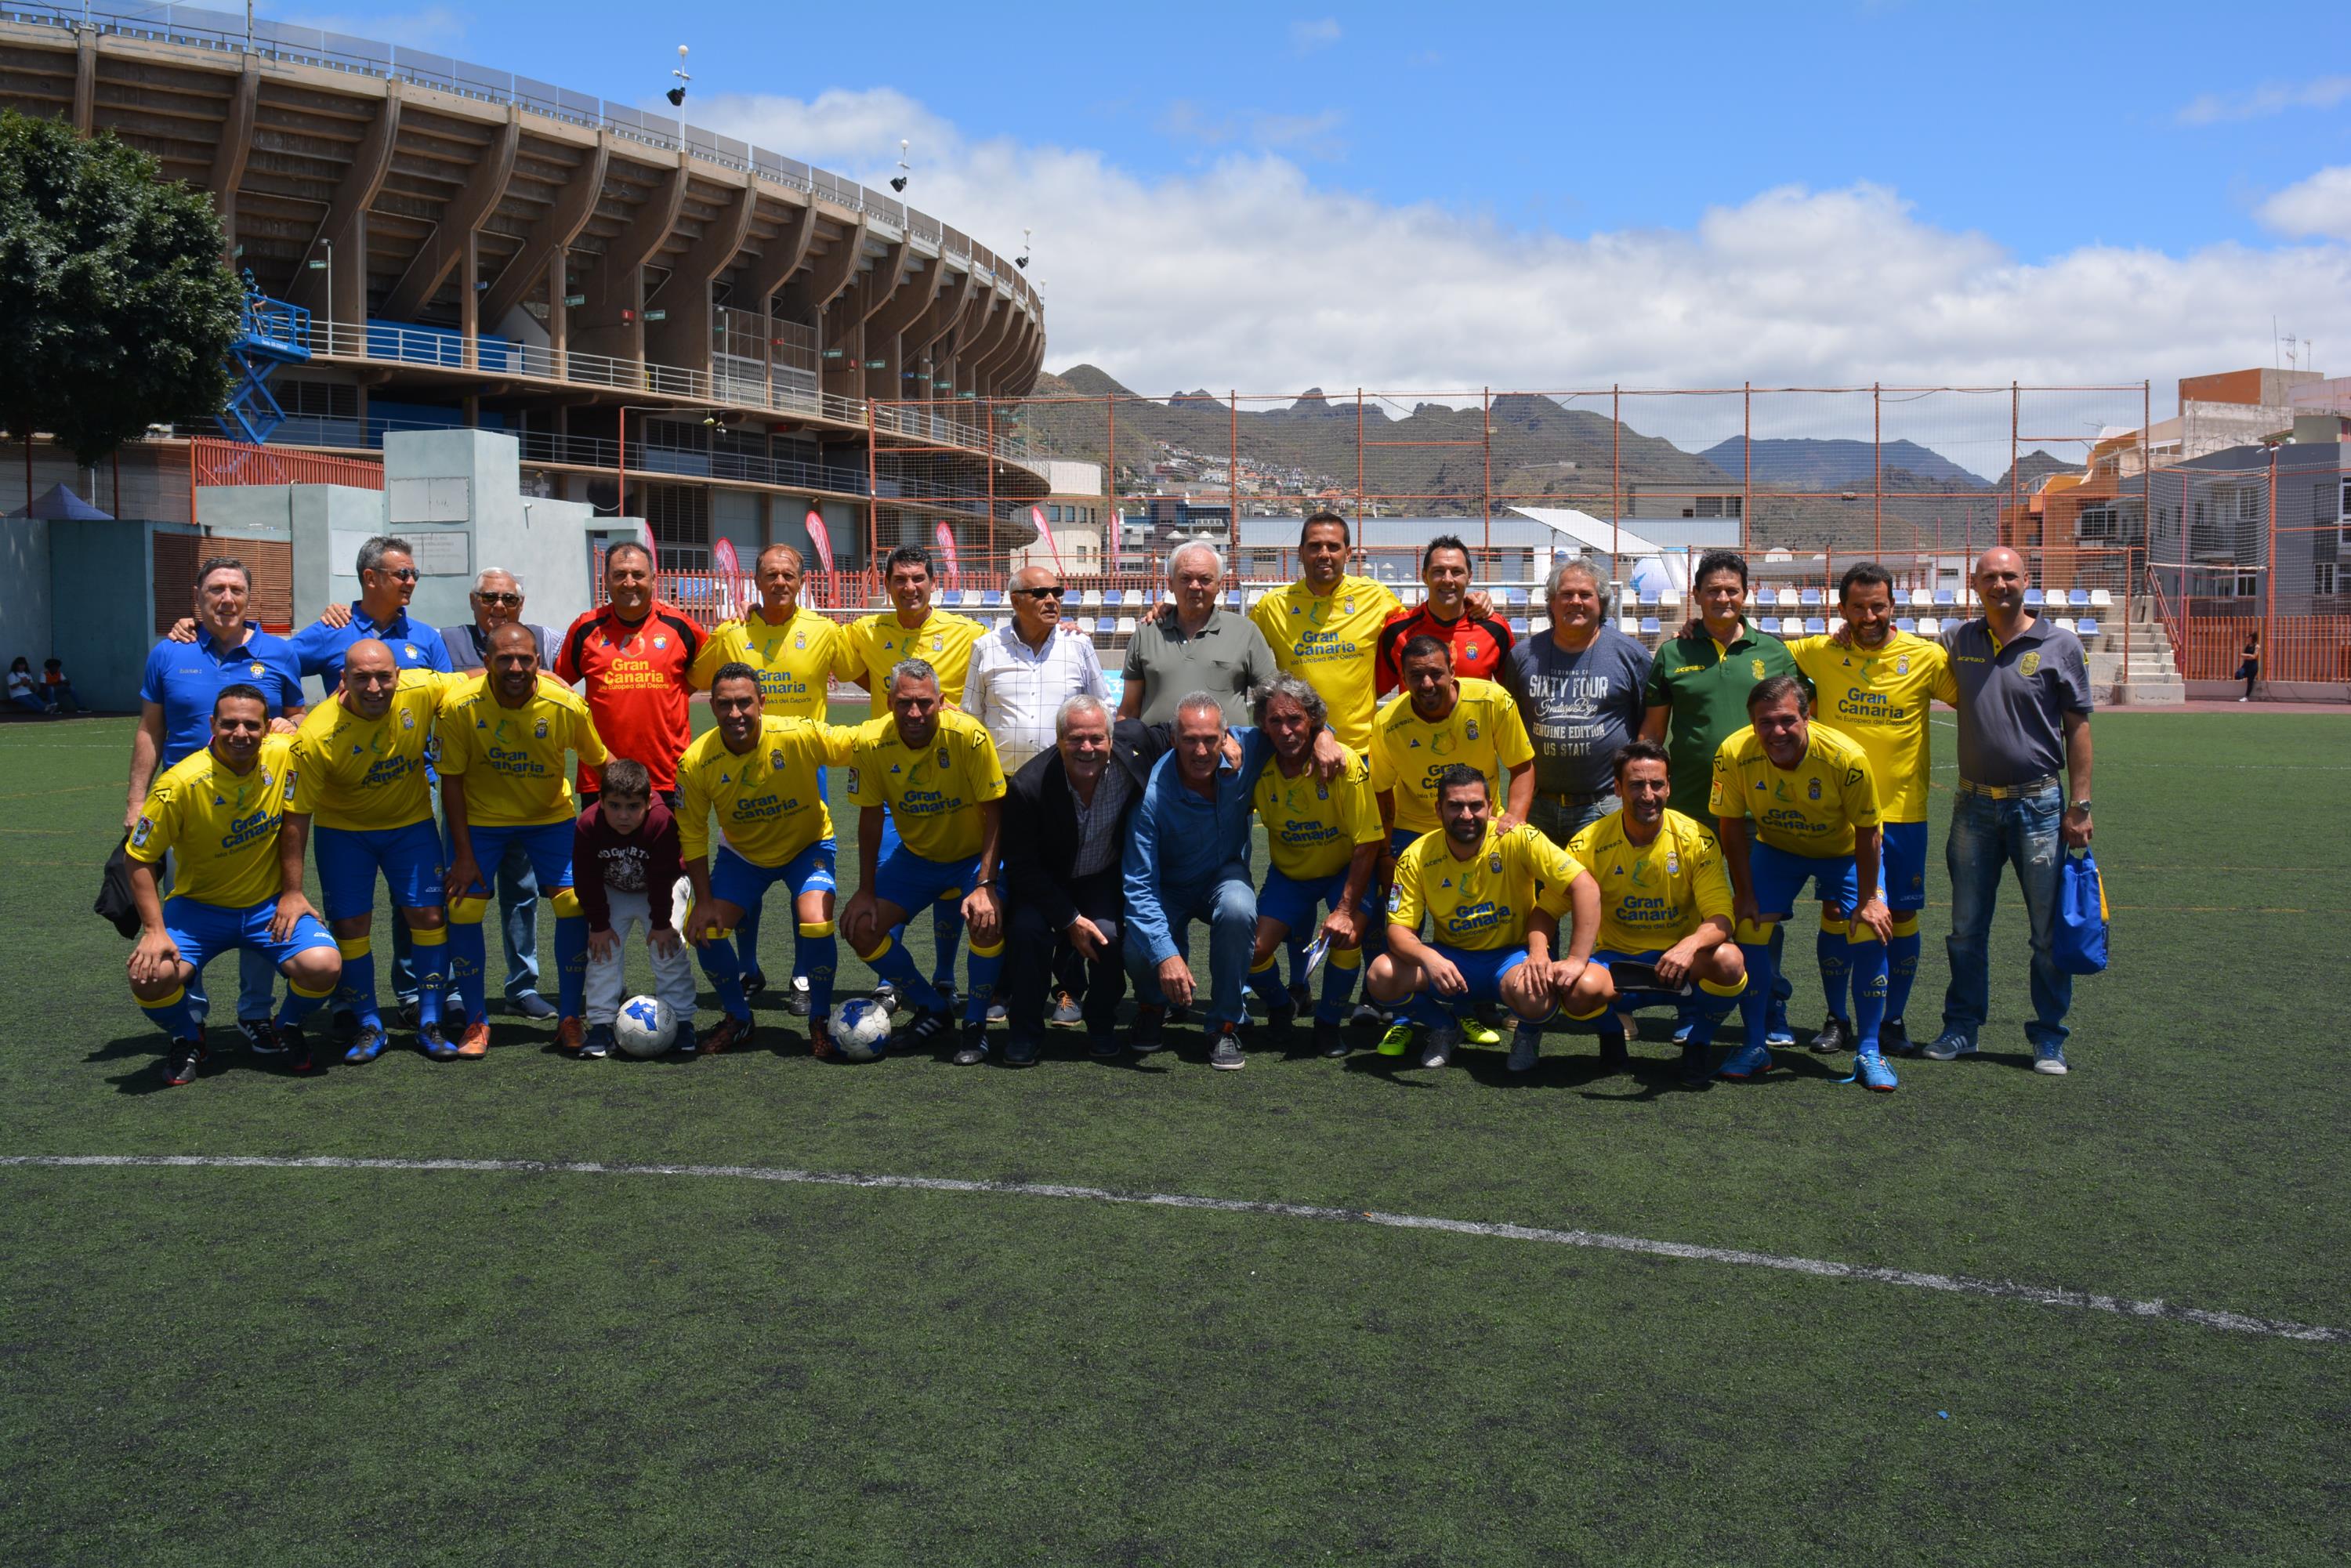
[
  {"left": 1509, "top": 505, "right": 1690, "bottom": 596},
  {"left": 4, "top": 484, "right": 114, "bottom": 522}
]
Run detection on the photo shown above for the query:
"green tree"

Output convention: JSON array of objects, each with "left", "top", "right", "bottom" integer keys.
[{"left": 0, "top": 108, "right": 242, "bottom": 466}]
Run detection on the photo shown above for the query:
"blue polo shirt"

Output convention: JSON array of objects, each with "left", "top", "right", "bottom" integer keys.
[
  {"left": 139, "top": 623, "right": 307, "bottom": 766},
  {"left": 1121, "top": 726, "right": 1273, "bottom": 965},
  {"left": 288, "top": 603, "right": 454, "bottom": 697}
]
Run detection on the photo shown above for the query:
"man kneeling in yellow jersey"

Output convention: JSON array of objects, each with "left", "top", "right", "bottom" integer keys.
[{"left": 1556, "top": 740, "right": 1748, "bottom": 1085}]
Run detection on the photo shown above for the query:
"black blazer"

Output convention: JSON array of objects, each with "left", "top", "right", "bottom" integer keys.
[{"left": 1002, "top": 718, "right": 1170, "bottom": 932}]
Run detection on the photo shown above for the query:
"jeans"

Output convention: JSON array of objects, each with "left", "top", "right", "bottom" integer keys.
[
  {"left": 1125, "top": 869, "right": 1256, "bottom": 1027},
  {"left": 1530, "top": 791, "right": 1617, "bottom": 847},
  {"left": 1004, "top": 882, "right": 1125, "bottom": 1046},
  {"left": 498, "top": 837, "right": 542, "bottom": 998},
  {"left": 1942, "top": 783, "right": 2073, "bottom": 1050}
]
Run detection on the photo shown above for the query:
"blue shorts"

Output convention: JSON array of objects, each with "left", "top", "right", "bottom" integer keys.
[
  {"left": 448, "top": 818, "right": 573, "bottom": 899},
  {"left": 1426, "top": 940, "right": 1530, "bottom": 1005},
  {"left": 1592, "top": 947, "right": 1682, "bottom": 1007},
  {"left": 711, "top": 838, "right": 838, "bottom": 913},
  {"left": 1880, "top": 820, "right": 1929, "bottom": 912},
  {"left": 1389, "top": 826, "right": 1422, "bottom": 857},
  {"left": 314, "top": 818, "right": 444, "bottom": 921},
  {"left": 1258, "top": 865, "right": 1371, "bottom": 936},
  {"left": 165, "top": 895, "right": 336, "bottom": 974},
  {"left": 1749, "top": 839, "right": 1884, "bottom": 922},
  {"left": 875, "top": 842, "right": 979, "bottom": 914}
]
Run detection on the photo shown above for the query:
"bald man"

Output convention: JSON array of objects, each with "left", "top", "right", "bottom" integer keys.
[{"left": 1927, "top": 546, "right": 2095, "bottom": 1076}]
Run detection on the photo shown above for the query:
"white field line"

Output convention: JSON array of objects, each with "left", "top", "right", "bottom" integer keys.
[{"left": 3, "top": 1153, "right": 2340, "bottom": 1346}]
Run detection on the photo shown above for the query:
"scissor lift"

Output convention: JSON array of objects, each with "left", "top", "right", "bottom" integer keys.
[{"left": 216, "top": 271, "right": 312, "bottom": 446}]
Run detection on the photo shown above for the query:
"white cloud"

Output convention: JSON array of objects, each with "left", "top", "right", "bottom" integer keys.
[
  {"left": 694, "top": 89, "right": 2351, "bottom": 400},
  {"left": 1289, "top": 17, "right": 1342, "bottom": 54},
  {"left": 1158, "top": 101, "right": 1346, "bottom": 158},
  {"left": 2178, "top": 75, "right": 2351, "bottom": 125},
  {"left": 2260, "top": 166, "right": 2351, "bottom": 241}
]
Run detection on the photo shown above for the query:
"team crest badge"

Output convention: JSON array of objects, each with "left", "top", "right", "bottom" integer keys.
[
  {"left": 1751, "top": 657, "right": 1767, "bottom": 679},
  {"left": 1465, "top": 720, "right": 1480, "bottom": 741},
  {"left": 1387, "top": 885, "right": 1403, "bottom": 913},
  {"left": 534, "top": 719, "right": 549, "bottom": 740},
  {"left": 248, "top": 662, "right": 265, "bottom": 677},
  {"left": 770, "top": 750, "right": 785, "bottom": 770},
  {"left": 938, "top": 748, "right": 951, "bottom": 770},
  {"left": 846, "top": 768, "right": 861, "bottom": 793},
  {"left": 1342, "top": 596, "right": 1354, "bottom": 615},
  {"left": 1808, "top": 778, "right": 1822, "bottom": 800},
  {"left": 1316, "top": 782, "right": 1328, "bottom": 801},
  {"left": 404, "top": 645, "right": 417, "bottom": 660},
  {"left": 1489, "top": 853, "right": 1503, "bottom": 874},
  {"left": 2019, "top": 651, "right": 2042, "bottom": 676},
  {"left": 1666, "top": 851, "right": 1681, "bottom": 875},
  {"left": 260, "top": 766, "right": 273, "bottom": 788},
  {"left": 795, "top": 632, "right": 806, "bottom": 650},
  {"left": 401, "top": 710, "right": 415, "bottom": 730},
  {"left": 653, "top": 636, "right": 667, "bottom": 650},
  {"left": 932, "top": 636, "right": 944, "bottom": 653},
  {"left": 1896, "top": 657, "right": 1910, "bottom": 675}
]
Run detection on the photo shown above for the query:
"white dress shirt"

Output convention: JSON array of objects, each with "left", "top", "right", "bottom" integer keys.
[{"left": 962, "top": 622, "right": 1109, "bottom": 774}]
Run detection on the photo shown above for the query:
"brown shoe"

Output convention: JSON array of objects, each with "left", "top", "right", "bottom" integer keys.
[
  {"left": 549, "top": 1017, "right": 582, "bottom": 1056},
  {"left": 699, "top": 1014, "right": 751, "bottom": 1056},
  {"left": 457, "top": 1021, "right": 494, "bottom": 1059},
  {"left": 809, "top": 1019, "right": 838, "bottom": 1060}
]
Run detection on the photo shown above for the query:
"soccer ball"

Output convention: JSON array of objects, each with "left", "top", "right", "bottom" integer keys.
[
  {"left": 614, "top": 995, "right": 677, "bottom": 1059},
  {"left": 831, "top": 997, "right": 893, "bottom": 1062}
]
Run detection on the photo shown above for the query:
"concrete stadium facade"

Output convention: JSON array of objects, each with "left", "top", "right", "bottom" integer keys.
[{"left": 0, "top": 5, "right": 1052, "bottom": 570}]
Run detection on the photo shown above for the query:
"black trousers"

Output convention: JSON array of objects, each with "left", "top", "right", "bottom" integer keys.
[{"left": 1004, "top": 871, "right": 1125, "bottom": 1042}]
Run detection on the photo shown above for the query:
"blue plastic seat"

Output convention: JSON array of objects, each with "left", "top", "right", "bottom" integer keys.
[
  {"left": 2023, "top": 588, "right": 2045, "bottom": 607},
  {"left": 1933, "top": 588, "right": 1956, "bottom": 608},
  {"left": 1800, "top": 587, "right": 1823, "bottom": 608},
  {"left": 1640, "top": 615, "right": 1661, "bottom": 635},
  {"left": 1804, "top": 617, "right": 1827, "bottom": 635},
  {"left": 1896, "top": 616, "right": 1916, "bottom": 633},
  {"left": 2078, "top": 618, "right": 2100, "bottom": 639}
]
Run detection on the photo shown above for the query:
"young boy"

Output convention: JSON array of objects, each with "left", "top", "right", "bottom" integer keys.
[{"left": 575, "top": 757, "right": 697, "bottom": 1058}]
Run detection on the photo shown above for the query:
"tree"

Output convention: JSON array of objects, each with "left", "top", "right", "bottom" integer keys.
[{"left": 0, "top": 109, "right": 243, "bottom": 466}]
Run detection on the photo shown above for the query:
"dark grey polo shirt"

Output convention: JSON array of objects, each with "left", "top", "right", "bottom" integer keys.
[
  {"left": 1940, "top": 616, "right": 2093, "bottom": 788},
  {"left": 1121, "top": 607, "right": 1278, "bottom": 727}
]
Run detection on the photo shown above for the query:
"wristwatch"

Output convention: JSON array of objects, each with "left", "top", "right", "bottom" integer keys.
[{"left": 2068, "top": 799, "right": 2092, "bottom": 814}]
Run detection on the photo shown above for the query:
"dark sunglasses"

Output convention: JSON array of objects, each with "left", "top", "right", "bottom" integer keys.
[
  {"left": 1012, "top": 585, "right": 1065, "bottom": 599},
  {"left": 474, "top": 591, "right": 523, "bottom": 606},
  {"left": 381, "top": 567, "right": 420, "bottom": 582}
]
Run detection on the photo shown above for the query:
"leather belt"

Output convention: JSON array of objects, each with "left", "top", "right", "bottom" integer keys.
[
  {"left": 1541, "top": 788, "right": 1617, "bottom": 806},
  {"left": 1954, "top": 775, "right": 2059, "bottom": 800}
]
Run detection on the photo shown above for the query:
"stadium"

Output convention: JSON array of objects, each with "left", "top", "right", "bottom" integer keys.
[{"left": 3, "top": 7, "right": 2349, "bottom": 1566}]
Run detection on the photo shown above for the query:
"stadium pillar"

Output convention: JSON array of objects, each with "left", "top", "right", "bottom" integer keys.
[
  {"left": 460, "top": 229, "right": 480, "bottom": 368},
  {"left": 208, "top": 62, "right": 259, "bottom": 263},
  {"left": 71, "top": 33, "right": 93, "bottom": 136}
]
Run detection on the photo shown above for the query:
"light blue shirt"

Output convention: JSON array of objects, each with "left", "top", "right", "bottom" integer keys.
[
  {"left": 288, "top": 603, "right": 454, "bottom": 697},
  {"left": 1122, "top": 726, "right": 1271, "bottom": 965}
]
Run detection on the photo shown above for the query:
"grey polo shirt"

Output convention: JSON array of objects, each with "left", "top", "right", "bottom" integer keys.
[
  {"left": 1941, "top": 615, "right": 2093, "bottom": 788},
  {"left": 439, "top": 620, "right": 555, "bottom": 672},
  {"left": 1121, "top": 607, "right": 1278, "bottom": 727}
]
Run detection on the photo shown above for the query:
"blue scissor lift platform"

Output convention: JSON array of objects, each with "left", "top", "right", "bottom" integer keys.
[{"left": 217, "top": 272, "right": 312, "bottom": 446}]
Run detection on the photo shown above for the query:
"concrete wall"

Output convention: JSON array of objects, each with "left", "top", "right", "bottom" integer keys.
[
  {"left": 0, "top": 515, "right": 52, "bottom": 669},
  {"left": 47, "top": 518, "right": 157, "bottom": 712}
]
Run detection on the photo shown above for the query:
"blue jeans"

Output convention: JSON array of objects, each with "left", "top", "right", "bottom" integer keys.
[
  {"left": 497, "top": 836, "right": 542, "bottom": 998},
  {"left": 1942, "top": 784, "right": 2073, "bottom": 1051},
  {"left": 1125, "top": 868, "right": 1257, "bottom": 1027}
]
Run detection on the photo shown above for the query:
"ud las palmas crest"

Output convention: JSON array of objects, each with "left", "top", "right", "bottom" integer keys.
[
  {"left": 2019, "top": 650, "right": 2042, "bottom": 676},
  {"left": 1751, "top": 657, "right": 1767, "bottom": 679}
]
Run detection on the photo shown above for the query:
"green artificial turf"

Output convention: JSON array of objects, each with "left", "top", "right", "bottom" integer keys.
[{"left": 2, "top": 709, "right": 2346, "bottom": 1564}]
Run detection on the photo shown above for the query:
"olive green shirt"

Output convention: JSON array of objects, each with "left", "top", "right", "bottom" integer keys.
[{"left": 1643, "top": 621, "right": 1802, "bottom": 824}]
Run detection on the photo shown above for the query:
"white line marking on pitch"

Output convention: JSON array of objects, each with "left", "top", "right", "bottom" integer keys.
[{"left": 4, "top": 1153, "right": 2340, "bottom": 1345}]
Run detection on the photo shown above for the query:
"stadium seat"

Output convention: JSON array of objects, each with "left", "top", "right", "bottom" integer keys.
[
  {"left": 1638, "top": 588, "right": 1660, "bottom": 608},
  {"left": 2088, "top": 588, "right": 2113, "bottom": 609},
  {"left": 1828, "top": 616, "right": 1845, "bottom": 634},
  {"left": 1116, "top": 616, "right": 1137, "bottom": 636},
  {"left": 1659, "top": 588, "right": 1683, "bottom": 608},
  {"left": 1775, "top": 587, "right": 1799, "bottom": 609},
  {"left": 1529, "top": 617, "right": 1549, "bottom": 636},
  {"left": 984, "top": 590, "right": 1005, "bottom": 608},
  {"left": 1505, "top": 587, "right": 1530, "bottom": 609},
  {"left": 1122, "top": 588, "right": 1145, "bottom": 608},
  {"left": 1804, "top": 617, "right": 1827, "bottom": 635},
  {"left": 1933, "top": 588, "right": 1956, "bottom": 608},
  {"left": 2023, "top": 588, "right": 2045, "bottom": 608},
  {"left": 1910, "top": 587, "right": 1934, "bottom": 608},
  {"left": 2078, "top": 618, "right": 2100, "bottom": 640},
  {"left": 1224, "top": 590, "right": 1241, "bottom": 610},
  {"left": 1096, "top": 617, "right": 1118, "bottom": 636},
  {"left": 1640, "top": 615, "right": 1661, "bottom": 636},
  {"left": 2067, "top": 588, "right": 2089, "bottom": 608},
  {"left": 1800, "top": 587, "right": 1823, "bottom": 608},
  {"left": 1917, "top": 617, "right": 1940, "bottom": 637},
  {"left": 1896, "top": 617, "right": 1916, "bottom": 633},
  {"left": 1619, "top": 617, "right": 1641, "bottom": 636},
  {"left": 1510, "top": 616, "right": 1529, "bottom": 636},
  {"left": 2056, "top": 617, "right": 2077, "bottom": 634}
]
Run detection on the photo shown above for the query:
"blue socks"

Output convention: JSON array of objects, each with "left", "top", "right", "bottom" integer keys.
[
  {"left": 1317, "top": 945, "right": 1362, "bottom": 1025},
  {"left": 410, "top": 924, "right": 447, "bottom": 1029},
  {"left": 139, "top": 982, "right": 200, "bottom": 1041},
  {"left": 1849, "top": 936, "right": 1889, "bottom": 1051},
  {"left": 1737, "top": 937, "right": 1777, "bottom": 1051},
  {"left": 276, "top": 975, "right": 335, "bottom": 1030},
  {"left": 335, "top": 936, "right": 379, "bottom": 1029},
  {"left": 929, "top": 902, "right": 963, "bottom": 996},
  {"left": 799, "top": 919, "right": 837, "bottom": 1019},
  {"left": 1886, "top": 916, "right": 1922, "bottom": 1023},
  {"left": 697, "top": 925, "right": 751, "bottom": 1020},
  {"left": 735, "top": 904, "right": 763, "bottom": 980},
  {"left": 964, "top": 935, "right": 1005, "bottom": 1025},
  {"left": 860, "top": 932, "right": 948, "bottom": 1015},
  {"left": 447, "top": 902, "right": 490, "bottom": 1026}
]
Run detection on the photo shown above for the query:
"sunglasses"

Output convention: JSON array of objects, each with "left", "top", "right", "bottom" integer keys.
[
  {"left": 382, "top": 567, "right": 420, "bottom": 582},
  {"left": 474, "top": 591, "right": 523, "bottom": 606},
  {"left": 1012, "top": 585, "right": 1065, "bottom": 599}
]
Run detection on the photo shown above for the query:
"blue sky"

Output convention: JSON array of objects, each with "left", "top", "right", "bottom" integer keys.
[{"left": 256, "top": 0, "right": 2351, "bottom": 401}]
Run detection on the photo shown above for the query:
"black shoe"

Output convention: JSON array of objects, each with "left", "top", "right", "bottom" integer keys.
[
  {"left": 742, "top": 970, "right": 768, "bottom": 1001},
  {"left": 274, "top": 1021, "right": 316, "bottom": 1074},
  {"left": 1208, "top": 1025, "right": 1245, "bottom": 1070},
  {"left": 240, "top": 1018, "right": 285, "bottom": 1056},
  {"left": 1130, "top": 1005, "right": 1167, "bottom": 1053},
  {"left": 1264, "top": 999, "right": 1298, "bottom": 1032},
  {"left": 1597, "top": 1030, "right": 1630, "bottom": 1070},
  {"left": 509, "top": 992, "right": 558, "bottom": 1021},
  {"left": 898, "top": 1008, "right": 953, "bottom": 1051},
  {"left": 160, "top": 1037, "right": 206, "bottom": 1086},
  {"left": 1677, "top": 1040, "right": 1714, "bottom": 1085},
  {"left": 1882, "top": 1017, "right": 1911, "bottom": 1056},
  {"left": 785, "top": 979, "right": 811, "bottom": 1017},
  {"left": 952, "top": 1024, "right": 989, "bottom": 1066},
  {"left": 1088, "top": 1034, "right": 1123, "bottom": 1059},
  {"left": 1168, "top": 1004, "right": 1192, "bottom": 1027},
  {"left": 397, "top": 999, "right": 421, "bottom": 1031},
  {"left": 1812, "top": 1015, "right": 1853, "bottom": 1055},
  {"left": 1005, "top": 1037, "right": 1038, "bottom": 1066},
  {"left": 1419, "top": 1027, "right": 1460, "bottom": 1070},
  {"left": 1313, "top": 1019, "right": 1348, "bottom": 1058},
  {"left": 871, "top": 982, "right": 900, "bottom": 1016}
]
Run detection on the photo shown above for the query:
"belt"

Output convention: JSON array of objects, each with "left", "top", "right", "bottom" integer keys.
[
  {"left": 1541, "top": 787, "right": 1617, "bottom": 806},
  {"left": 1954, "top": 775, "right": 2058, "bottom": 800}
]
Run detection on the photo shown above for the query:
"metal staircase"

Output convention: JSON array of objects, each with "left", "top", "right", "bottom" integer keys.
[{"left": 216, "top": 271, "right": 312, "bottom": 446}]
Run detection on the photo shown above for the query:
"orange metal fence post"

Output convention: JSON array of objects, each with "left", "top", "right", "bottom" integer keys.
[
  {"left": 986, "top": 399, "right": 998, "bottom": 569},
  {"left": 1872, "top": 382, "right": 1882, "bottom": 558},
  {"left": 1481, "top": 387, "right": 1492, "bottom": 560},
  {"left": 1229, "top": 391, "right": 1240, "bottom": 581},
  {"left": 1610, "top": 385, "right": 1621, "bottom": 582},
  {"left": 2264, "top": 443, "right": 2280, "bottom": 679},
  {"left": 1741, "top": 383, "right": 1751, "bottom": 556}
]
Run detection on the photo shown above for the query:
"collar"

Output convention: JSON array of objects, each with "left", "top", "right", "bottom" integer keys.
[
  {"left": 1441, "top": 823, "right": 1502, "bottom": 864},
  {"left": 1694, "top": 621, "right": 1752, "bottom": 656},
  {"left": 1421, "top": 602, "right": 1467, "bottom": 626},
  {"left": 1981, "top": 613, "right": 2045, "bottom": 652},
  {"left": 198, "top": 620, "right": 264, "bottom": 657},
  {"left": 350, "top": 602, "right": 411, "bottom": 636},
  {"left": 1001, "top": 621, "right": 1055, "bottom": 654},
  {"left": 892, "top": 607, "right": 936, "bottom": 632},
  {"left": 748, "top": 603, "right": 802, "bottom": 630},
  {"left": 1159, "top": 606, "right": 1225, "bottom": 637}
]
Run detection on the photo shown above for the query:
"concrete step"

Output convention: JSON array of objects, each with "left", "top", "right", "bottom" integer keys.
[{"left": 2114, "top": 681, "right": 2187, "bottom": 705}]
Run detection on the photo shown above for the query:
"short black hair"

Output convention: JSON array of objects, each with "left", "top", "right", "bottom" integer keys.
[
  {"left": 1422, "top": 534, "right": 1471, "bottom": 575},
  {"left": 1300, "top": 509, "right": 1351, "bottom": 546},
  {"left": 1434, "top": 763, "right": 1489, "bottom": 801},
  {"left": 1694, "top": 549, "right": 1750, "bottom": 592},
  {"left": 1611, "top": 738, "right": 1672, "bottom": 782},
  {"left": 708, "top": 661, "right": 763, "bottom": 696},
  {"left": 605, "top": 540, "right": 654, "bottom": 572},
  {"left": 1400, "top": 634, "right": 1452, "bottom": 668},
  {"left": 1838, "top": 560, "right": 1894, "bottom": 600},
  {"left": 885, "top": 545, "right": 933, "bottom": 578},
  {"left": 1746, "top": 674, "right": 1810, "bottom": 715},
  {"left": 213, "top": 683, "right": 267, "bottom": 715},
  {"left": 599, "top": 758, "right": 652, "bottom": 799}
]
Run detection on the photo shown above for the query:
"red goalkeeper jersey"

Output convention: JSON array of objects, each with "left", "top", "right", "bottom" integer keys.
[
  {"left": 556, "top": 600, "right": 706, "bottom": 793},
  {"left": 1375, "top": 603, "right": 1515, "bottom": 696}
]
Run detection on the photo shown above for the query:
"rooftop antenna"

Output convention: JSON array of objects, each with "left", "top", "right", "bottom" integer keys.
[
  {"left": 666, "top": 45, "right": 690, "bottom": 107},
  {"left": 889, "top": 139, "right": 910, "bottom": 194}
]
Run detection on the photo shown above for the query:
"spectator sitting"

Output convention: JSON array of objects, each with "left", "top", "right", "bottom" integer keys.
[
  {"left": 41, "top": 657, "right": 81, "bottom": 714},
  {"left": 9, "top": 657, "right": 56, "bottom": 716}
]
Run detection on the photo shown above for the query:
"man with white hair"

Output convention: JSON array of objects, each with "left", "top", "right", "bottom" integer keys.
[
  {"left": 1118, "top": 541, "right": 1278, "bottom": 728},
  {"left": 439, "top": 567, "right": 559, "bottom": 1020},
  {"left": 1502, "top": 556, "right": 1652, "bottom": 846}
]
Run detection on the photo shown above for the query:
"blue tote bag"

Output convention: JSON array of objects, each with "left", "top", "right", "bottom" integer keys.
[{"left": 2054, "top": 849, "right": 2110, "bottom": 976}]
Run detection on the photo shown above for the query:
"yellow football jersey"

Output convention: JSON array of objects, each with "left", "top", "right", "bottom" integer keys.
[
  {"left": 1708, "top": 721, "right": 1881, "bottom": 857},
  {"left": 126, "top": 733, "right": 300, "bottom": 910},
  {"left": 690, "top": 605, "right": 852, "bottom": 722},
  {"left": 437, "top": 675, "right": 608, "bottom": 827},
  {"left": 1248, "top": 574, "right": 1400, "bottom": 751},
  {"left": 844, "top": 608, "right": 987, "bottom": 715},
  {"left": 676, "top": 715, "right": 856, "bottom": 867},
  {"left": 844, "top": 708, "right": 1007, "bottom": 862},
  {"left": 1568, "top": 808, "right": 1734, "bottom": 955},
  {"left": 288, "top": 668, "right": 451, "bottom": 832},
  {"left": 1787, "top": 631, "right": 1956, "bottom": 824},
  {"left": 1252, "top": 748, "right": 1384, "bottom": 882},
  {"left": 1387, "top": 821, "right": 1585, "bottom": 953},
  {"left": 1368, "top": 676, "right": 1536, "bottom": 835}
]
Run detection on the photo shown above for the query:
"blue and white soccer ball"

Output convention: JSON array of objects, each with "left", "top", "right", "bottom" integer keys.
[
  {"left": 614, "top": 995, "right": 677, "bottom": 1059},
  {"left": 831, "top": 997, "right": 893, "bottom": 1061}
]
